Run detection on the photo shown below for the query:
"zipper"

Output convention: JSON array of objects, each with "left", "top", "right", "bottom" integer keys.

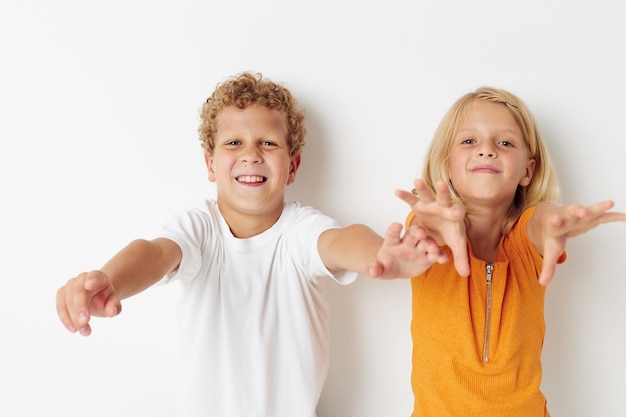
[{"left": 483, "top": 263, "right": 494, "bottom": 362}]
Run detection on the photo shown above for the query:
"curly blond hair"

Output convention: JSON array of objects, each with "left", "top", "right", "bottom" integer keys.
[
  {"left": 422, "top": 86, "right": 560, "bottom": 234},
  {"left": 198, "top": 72, "right": 306, "bottom": 156}
]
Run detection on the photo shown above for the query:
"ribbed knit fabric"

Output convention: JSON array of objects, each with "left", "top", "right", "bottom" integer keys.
[{"left": 408, "top": 206, "right": 565, "bottom": 417}]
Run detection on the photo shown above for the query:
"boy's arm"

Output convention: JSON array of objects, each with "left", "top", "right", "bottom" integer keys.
[
  {"left": 318, "top": 223, "right": 446, "bottom": 279},
  {"left": 56, "top": 237, "right": 182, "bottom": 336},
  {"left": 527, "top": 200, "right": 626, "bottom": 285}
]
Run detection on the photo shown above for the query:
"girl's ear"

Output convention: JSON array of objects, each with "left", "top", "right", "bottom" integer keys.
[
  {"left": 287, "top": 153, "right": 301, "bottom": 185},
  {"left": 519, "top": 158, "right": 536, "bottom": 186},
  {"left": 204, "top": 152, "right": 216, "bottom": 183}
]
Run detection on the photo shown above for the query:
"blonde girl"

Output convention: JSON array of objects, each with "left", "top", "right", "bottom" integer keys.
[{"left": 395, "top": 87, "right": 626, "bottom": 416}]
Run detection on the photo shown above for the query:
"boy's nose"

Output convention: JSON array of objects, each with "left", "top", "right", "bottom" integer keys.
[{"left": 240, "top": 149, "right": 262, "bottom": 165}]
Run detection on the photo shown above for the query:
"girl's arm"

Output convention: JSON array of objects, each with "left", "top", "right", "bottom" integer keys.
[{"left": 527, "top": 200, "right": 626, "bottom": 285}]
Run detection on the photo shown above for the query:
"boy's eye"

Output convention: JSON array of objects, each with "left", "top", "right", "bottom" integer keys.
[
  {"left": 225, "top": 140, "right": 241, "bottom": 146},
  {"left": 260, "top": 140, "right": 278, "bottom": 147}
]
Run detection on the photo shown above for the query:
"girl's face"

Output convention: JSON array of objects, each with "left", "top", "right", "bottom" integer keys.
[
  {"left": 447, "top": 99, "right": 535, "bottom": 209},
  {"left": 205, "top": 104, "right": 300, "bottom": 233}
]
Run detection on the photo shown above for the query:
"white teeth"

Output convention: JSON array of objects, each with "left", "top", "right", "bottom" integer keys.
[{"left": 237, "top": 175, "right": 265, "bottom": 183}]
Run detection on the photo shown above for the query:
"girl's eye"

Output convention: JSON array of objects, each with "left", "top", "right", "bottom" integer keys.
[
  {"left": 461, "top": 138, "right": 475, "bottom": 145},
  {"left": 499, "top": 140, "right": 513, "bottom": 147}
]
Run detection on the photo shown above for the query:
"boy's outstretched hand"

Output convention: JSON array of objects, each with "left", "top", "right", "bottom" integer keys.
[
  {"left": 368, "top": 223, "right": 448, "bottom": 279},
  {"left": 395, "top": 179, "right": 470, "bottom": 277},
  {"left": 56, "top": 270, "right": 122, "bottom": 336},
  {"left": 533, "top": 200, "right": 626, "bottom": 285}
]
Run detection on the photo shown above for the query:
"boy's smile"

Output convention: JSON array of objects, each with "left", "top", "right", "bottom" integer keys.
[
  {"left": 236, "top": 175, "right": 267, "bottom": 184},
  {"left": 205, "top": 104, "right": 300, "bottom": 237}
]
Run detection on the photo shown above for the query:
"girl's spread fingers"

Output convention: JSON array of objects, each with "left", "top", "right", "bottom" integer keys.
[
  {"left": 587, "top": 200, "right": 614, "bottom": 214},
  {"left": 395, "top": 189, "right": 419, "bottom": 206},
  {"left": 599, "top": 212, "right": 626, "bottom": 223},
  {"left": 408, "top": 225, "right": 428, "bottom": 242},
  {"left": 413, "top": 179, "right": 434, "bottom": 202},
  {"left": 586, "top": 201, "right": 626, "bottom": 222},
  {"left": 538, "top": 258, "right": 557, "bottom": 286},
  {"left": 435, "top": 180, "right": 453, "bottom": 207},
  {"left": 385, "top": 222, "right": 403, "bottom": 244}
]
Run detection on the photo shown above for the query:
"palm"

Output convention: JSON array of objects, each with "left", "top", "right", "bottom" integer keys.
[
  {"left": 370, "top": 223, "right": 448, "bottom": 279},
  {"left": 396, "top": 179, "right": 470, "bottom": 276},
  {"left": 538, "top": 200, "right": 626, "bottom": 285}
]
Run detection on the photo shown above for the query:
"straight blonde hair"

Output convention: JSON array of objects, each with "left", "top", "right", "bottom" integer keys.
[{"left": 422, "top": 87, "right": 560, "bottom": 234}]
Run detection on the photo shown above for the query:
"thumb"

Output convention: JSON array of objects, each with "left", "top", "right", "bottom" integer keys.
[
  {"left": 368, "top": 261, "right": 384, "bottom": 279},
  {"left": 538, "top": 251, "right": 559, "bottom": 286},
  {"left": 104, "top": 295, "right": 122, "bottom": 317},
  {"left": 84, "top": 271, "right": 122, "bottom": 318}
]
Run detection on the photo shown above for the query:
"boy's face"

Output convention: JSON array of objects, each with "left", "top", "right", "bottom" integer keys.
[{"left": 205, "top": 104, "right": 300, "bottom": 230}]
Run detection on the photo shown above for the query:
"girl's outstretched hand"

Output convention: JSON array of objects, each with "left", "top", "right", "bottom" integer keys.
[
  {"left": 368, "top": 223, "right": 448, "bottom": 279},
  {"left": 396, "top": 179, "right": 469, "bottom": 277},
  {"left": 534, "top": 200, "right": 626, "bottom": 285}
]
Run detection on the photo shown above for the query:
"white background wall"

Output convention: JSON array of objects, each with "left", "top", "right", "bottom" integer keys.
[{"left": 1, "top": 1, "right": 625, "bottom": 416}]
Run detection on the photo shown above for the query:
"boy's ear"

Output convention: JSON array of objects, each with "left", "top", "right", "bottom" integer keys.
[
  {"left": 204, "top": 152, "right": 216, "bottom": 183},
  {"left": 287, "top": 153, "right": 301, "bottom": 185},
  {"left": 519, "top": 158, "right": 536, "bottom": 187}
]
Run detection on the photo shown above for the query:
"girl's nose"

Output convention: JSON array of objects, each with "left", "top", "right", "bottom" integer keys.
[{"left": 477, "top": 144, "right": 497, "bottom": 158}]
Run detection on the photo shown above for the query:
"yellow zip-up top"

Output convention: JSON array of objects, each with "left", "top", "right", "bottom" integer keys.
[{"left": 408, "top": 206, "right": 566, "bottom": 417}]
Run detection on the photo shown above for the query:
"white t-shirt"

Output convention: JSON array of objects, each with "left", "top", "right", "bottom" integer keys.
[{"left": 158, "top": 200, "right": 357, "bottom": 417}]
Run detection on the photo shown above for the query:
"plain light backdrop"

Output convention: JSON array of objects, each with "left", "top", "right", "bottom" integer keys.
[{"left": 1, "top": 1, "right": 625, "bottom": 416}]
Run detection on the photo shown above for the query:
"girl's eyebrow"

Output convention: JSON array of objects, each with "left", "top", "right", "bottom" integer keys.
[
  {"left": 455, "top": 127, "right": 522, "bottom": 137},
  {"left": 455, "top": 128, "right": 474, "bottom": 136}
]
